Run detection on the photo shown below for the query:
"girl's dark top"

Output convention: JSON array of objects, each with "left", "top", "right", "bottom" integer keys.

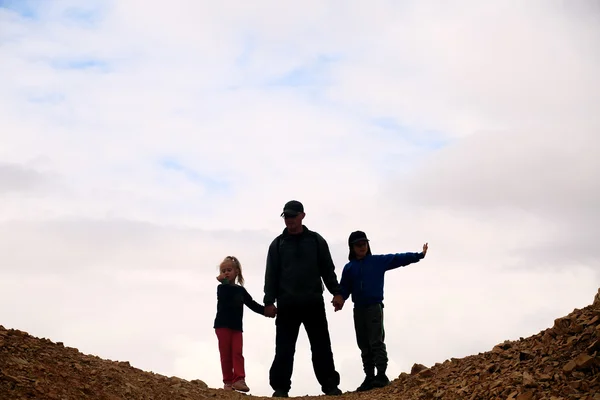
[{"left": 214, "top": 280, "right": 265, "bottom": 332}]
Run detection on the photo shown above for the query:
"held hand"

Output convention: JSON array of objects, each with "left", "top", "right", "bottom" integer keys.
[
  {"left": 422, "top": 242, "right": 428, "bottom": 257},
  {"left": 265, "top": 304, "right": 277, "bottom": 318},
  {"left": 332, "top": 295, "right": 345, "bottom": 312},
  {"left": 216, "top": 273, "right": 225, "bottom": 282}
]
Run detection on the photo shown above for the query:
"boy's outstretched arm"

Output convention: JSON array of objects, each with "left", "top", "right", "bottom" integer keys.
[{"left": 382, "top": 242, "right": 429, "bottom": 271}]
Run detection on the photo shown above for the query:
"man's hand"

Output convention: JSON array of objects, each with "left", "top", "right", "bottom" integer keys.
[
  {"left": 422, "top": 243, "right": 428, "bottom": 257},
  {"left": 265, "top": 304, "right": 277, "bottom": 318},
  {"left": 332, "top": 295, "right": 345, "bottom": 312}
]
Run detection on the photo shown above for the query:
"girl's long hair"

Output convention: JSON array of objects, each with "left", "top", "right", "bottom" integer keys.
[{"left": 221, "top": 256, "right": 245, "bottom": 286}]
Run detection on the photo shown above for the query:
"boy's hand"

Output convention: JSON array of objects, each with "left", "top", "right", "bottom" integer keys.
[
  {"left": 332, "top": 295, "right": 344, "bottom": 312},
  {"left": 422, "top": 243, "right": 428, "bottom": 257}
]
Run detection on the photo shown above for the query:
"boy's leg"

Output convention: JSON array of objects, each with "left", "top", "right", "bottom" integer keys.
[
  {"left": 269, "top": 304, "right": 302, "bottom": 394},
  {"left": 366, "top": 304, "right": 388, "bottom": 386},
  {"left": 303, "top": 299, "right": 341, "bottom": 394},
  {"left": 231, "top": 330, "right": 245, "bottom": 383},
  {"left": 215, "top": 328, "right": 234, "bottom": 384},
  {"left": 353, "top": 307, "right": 375, "bottom": 377}
]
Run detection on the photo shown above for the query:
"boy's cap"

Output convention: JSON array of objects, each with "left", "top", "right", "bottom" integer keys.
[
  {"left": 348, "top": 230, "right": 370, "bottom": 246},
  {"left": 280, "top": 200, "right": 304, "bottom": 217}
]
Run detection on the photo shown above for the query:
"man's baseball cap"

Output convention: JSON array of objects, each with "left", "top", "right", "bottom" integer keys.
[
  {"left": 348, "top": 230, "right": 370, "bottom": 246},
  {"left": 280, "top": 200, "right": 304, "bottom": 217}
]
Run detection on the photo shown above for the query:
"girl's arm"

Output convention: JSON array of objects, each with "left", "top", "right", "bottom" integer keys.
[{"left": 243, "top": 288, "right": 266, "bottom": 316}]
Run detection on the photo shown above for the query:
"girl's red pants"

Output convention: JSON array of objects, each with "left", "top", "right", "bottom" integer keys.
[{"left": 215, "top": 328, "right": 245, "bottom": 383}]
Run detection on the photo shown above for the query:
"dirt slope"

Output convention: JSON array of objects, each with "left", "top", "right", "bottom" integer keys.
[{"left": 1, "top": 289, "right": 599, "bottom": 400}]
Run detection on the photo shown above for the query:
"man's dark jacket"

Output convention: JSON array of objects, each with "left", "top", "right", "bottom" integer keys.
[{"left": 263, "top": 225, "right": 341, "bottom": 307}]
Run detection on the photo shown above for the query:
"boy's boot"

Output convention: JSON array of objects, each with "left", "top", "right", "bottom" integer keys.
[
  {"left": 372, "top": 367, "right": 390, "bottom": 388},
  {"left": 356, "top": 373, "right": 375, "bottom": 392},
  {"left": 356, "top": 366, "right": 375, "bottom": 392}
]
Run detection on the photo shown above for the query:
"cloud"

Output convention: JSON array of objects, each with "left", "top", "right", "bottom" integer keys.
[
  {"left": 0, "top": 0, "right": 598, "bottom": 396},
  {"left": 0, "top": 162, "right": 54, "bottom": 194}
]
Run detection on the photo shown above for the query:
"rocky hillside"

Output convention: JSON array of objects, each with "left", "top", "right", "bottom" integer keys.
[{"left": 1, "top": 289, "right": 599, "bottom": 400}]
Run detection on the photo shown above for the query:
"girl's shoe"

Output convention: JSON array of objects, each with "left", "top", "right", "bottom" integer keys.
[
  {"left": 232, "top": 379, "right": 250, "bottom": 392},
  {"left": 223, "top": 383, "right": 233, "bottom": 391}
]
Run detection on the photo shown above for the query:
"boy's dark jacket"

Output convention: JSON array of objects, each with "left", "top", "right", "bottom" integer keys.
[
  {"left": 340, "top": 253, "right": 424, "bottom": 307},
  {"left": 263, "top": 225, "right": 341, "bottom": 307},
  {"left": 214, "top": 282, "right": 264, "bottom": 332}
]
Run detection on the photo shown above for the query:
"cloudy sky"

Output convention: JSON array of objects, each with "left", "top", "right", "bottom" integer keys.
[{"left": 1, "top": 0, "right": 599, "bottom": 396}]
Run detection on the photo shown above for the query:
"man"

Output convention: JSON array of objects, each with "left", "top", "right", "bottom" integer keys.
[{"left": 263, "top": 200, "right": 344, "bottom": 398}]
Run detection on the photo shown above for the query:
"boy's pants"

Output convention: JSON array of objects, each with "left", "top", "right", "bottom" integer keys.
[
  {"left": 269, "top": 299, "right": 341, "bottom": 393},
  {"left": 353, "top": 303, "right": 387, "bottom": 376},
  {"left": 215, "top": 328, "right": 245, "bottom": 383}
]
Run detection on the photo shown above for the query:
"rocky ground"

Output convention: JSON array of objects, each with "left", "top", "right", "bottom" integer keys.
[{"left": 1, "top": 289, "right": 599, "bottom": 400}]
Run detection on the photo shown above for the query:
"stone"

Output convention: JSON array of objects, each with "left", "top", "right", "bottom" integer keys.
[
  {"left": 519, "top": 351, "right": 535, "bottom": 361},
  {"left": 410, "top": 363, "right": 428, "bottom": 375},
  {"left": 563, "top": 359, "right": 578, "bottom": 373},
  {"left": 516, "top": 392, "right": 534, "bottom": 400},
  {"left": 418, "top": 368, "right": 434, "bottom": 378},
  {"left": 574, "top": 353, "right": 594, "bottom": 370}
]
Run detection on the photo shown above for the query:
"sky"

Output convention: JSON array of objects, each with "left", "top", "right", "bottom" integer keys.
[{"left": 1, "top": 0, "right": 599, "bottom": 397}]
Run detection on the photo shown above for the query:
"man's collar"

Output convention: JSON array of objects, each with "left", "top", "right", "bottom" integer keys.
[{"left": 282, "top": 225, "right": 308, "bottom": 237}]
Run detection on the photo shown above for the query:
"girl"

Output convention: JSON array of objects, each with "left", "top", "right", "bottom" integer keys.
[
  {"left": 213, "top": 256, "right": 272, "bottom": 392},
  {"left": 338, "top": 231, "right": 428, "bottom": 392}
]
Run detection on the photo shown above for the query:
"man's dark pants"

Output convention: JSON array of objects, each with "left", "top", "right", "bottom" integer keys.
[
  {"left": 353, "top": 303, "right": 387, "bottom": 376},
  {"left": 269, "top": 298, "right": 340, "bottom": 393}
]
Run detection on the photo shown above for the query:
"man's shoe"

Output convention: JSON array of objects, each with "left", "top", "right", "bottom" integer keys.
[
  {"left": 223, "top": 383, "right": 233, "bottom": 391},
  {"left": 356, "top": 375, "right": 375, "bottom": 392},
  {"left": 372, "top": 373, "right": 390, "bottom": 388},
  {"left": 232, "top": 379, "right": 250, "bottom": 392},
  {"left": 272, "top": 390, "right": 289, "bottom": 398},
  {"left": 323, "top": 386, "right": 342, "bottom": 396}
]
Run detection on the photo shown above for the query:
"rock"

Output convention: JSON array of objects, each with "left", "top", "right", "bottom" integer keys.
[
  {"left": 516, "top": 392, "right": 534, "bottom": 400},
  {"left": 587, "top": 315, "right": 599, "bottom": 325},
  {"left": 507, "top": 390, "right": 519, "bottom": 399},
  {"left": 418, "top": 368, "right": 434, "bottom": 378},
  {"left": 522, "top": 371, "right": 536, "bottom": 387},
  {"left": 574, "top": 353, "right": 594, "bottom": 370},
  {"left": 519, "top": 351, "right": 534, "bottom": 361},
  {"left": 563, "top": 359, "right": 577, "bottom": 373},
  {"left": 410, "top": 363, "right": 428, "bottom": 375},
  {"left": 191, "top": 379, "right": 208, "bottom": 389}
]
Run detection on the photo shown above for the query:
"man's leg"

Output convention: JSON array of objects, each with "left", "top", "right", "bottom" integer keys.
[
  {"left": 303, "top": 300, "right": 341, "bottom": 394},
  {"left": 269, "top": 305, "right": 302, "bottom": 394},
  {"left": 215, "top": 328, "right": 234, "bottom": 385}
]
